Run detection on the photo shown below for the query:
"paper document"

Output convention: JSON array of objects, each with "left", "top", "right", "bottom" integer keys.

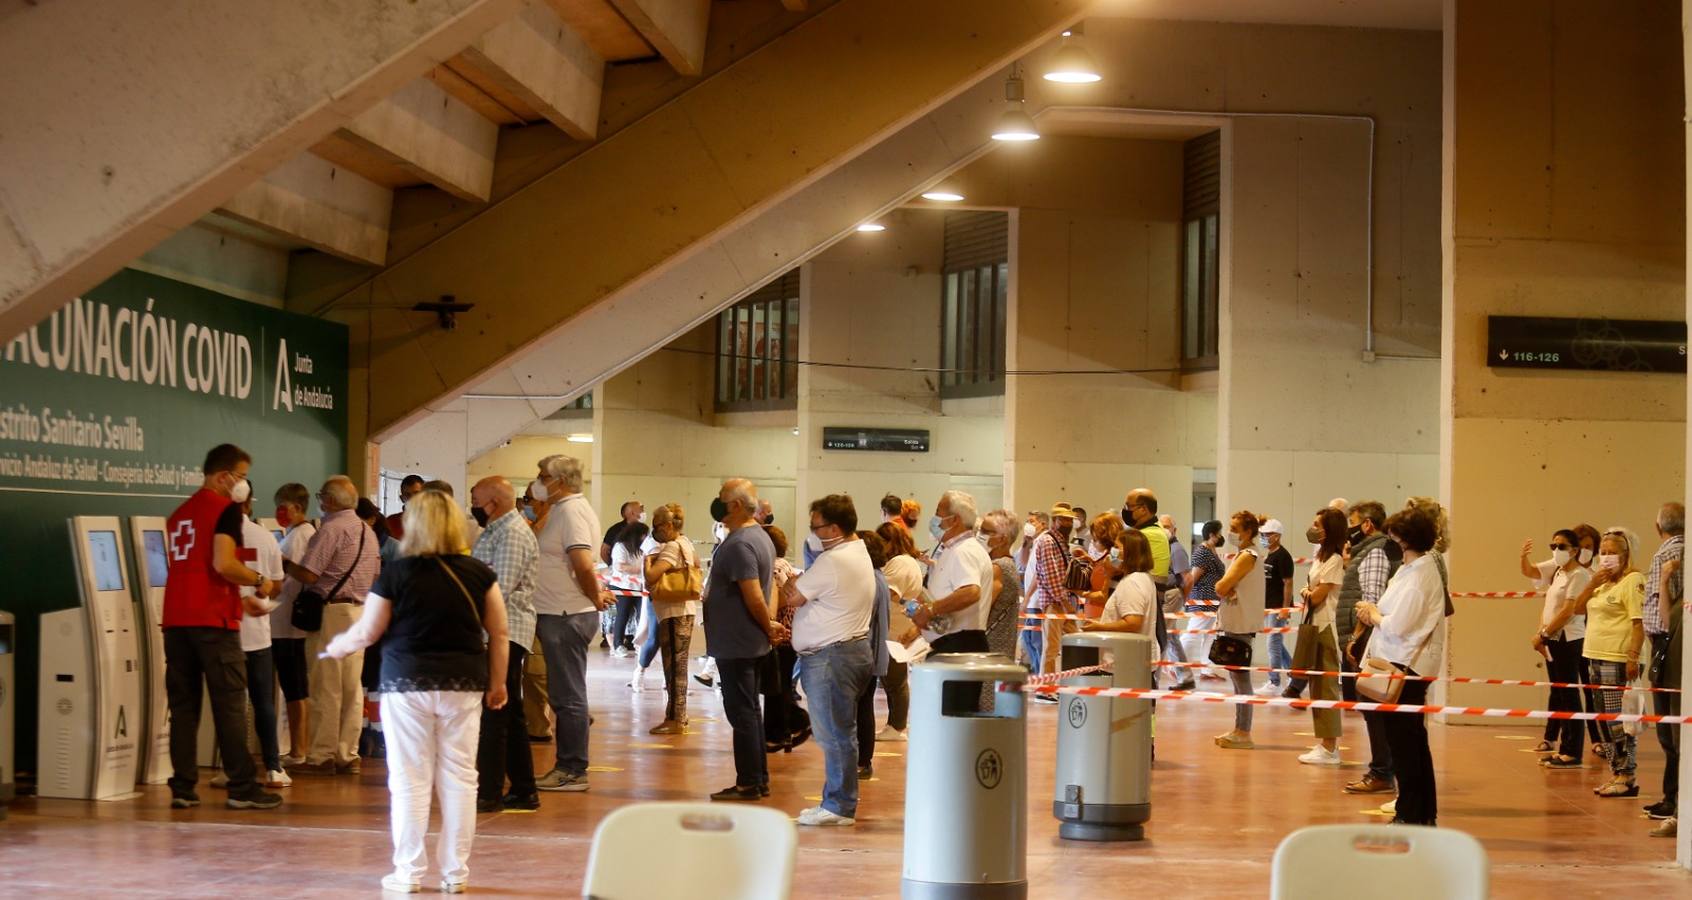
[{"left": 887, "top": 636, "right": 930, "bottom": 664}]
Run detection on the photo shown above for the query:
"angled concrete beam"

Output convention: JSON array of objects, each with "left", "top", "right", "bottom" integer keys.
[
  {"left": 609, "top": 0, "right": 711, "bottom": 76},
  {"left": 333, "top": 79, "right": 501, "bottom": 202},
  {"left": 0, "top": 0, "right": 527, "bottom": 344},
  {"left": 460, "top": 1, "right": 606, "bottom": 139},
  {"left": 217, "top": 153, "right": 393, "bottom": 266}
]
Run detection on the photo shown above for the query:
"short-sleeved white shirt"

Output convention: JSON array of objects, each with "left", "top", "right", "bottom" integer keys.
[
  {"left": 792, "top": 538, "right": 876, "bottom": 653},
  {"left": 1536, "top": 560, "right": 1591, "bottom": 641},
  {"left": 270, "top": 521, "right": 316, "bottom": 640},
  {"left": 882, "top": 555, "right": 924, "bottom": 604},
  {"left": 532, "top": 494, "right": 602, "bottom": 616},
  {"left": 1307, "top": 554, "right": 1345, "bottom": 634},
  {"left": 239, "top": 518, "right": 285, "bottom": 652},
  {"left": 1101, "top": 571, "right": 1159, "bottom": 669},
  {"left": 928, "top": 532, "right": 994, "bottom": 637}
]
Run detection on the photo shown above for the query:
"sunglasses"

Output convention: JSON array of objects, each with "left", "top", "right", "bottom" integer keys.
[{"left": 1549, "top": 542, "right": 1571, "bottom": 550}]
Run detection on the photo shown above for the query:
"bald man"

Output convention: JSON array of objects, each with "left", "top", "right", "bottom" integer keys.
[
  {"left": 286, "top": 475, "right": 381, "bottom": 774},
  {"left": 469, "top": 476, "right": 543, "bottom": 810}
]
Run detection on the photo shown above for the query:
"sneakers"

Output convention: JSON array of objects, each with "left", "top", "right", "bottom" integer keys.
[
  {"left": 1254, "top": 681, "right": 1282, "bottom": 696},
  {"left": 876, "top": 725, "right": 907, "bottom": 742},
  {"left": 649, "top": 721, "right": 687, "bottom": 735},
  {"left": 711, "top": 784, "right": 763, "bottom": 802},
  {"left": 629, "top": 670, "right": 647, "bottom": 693},
  {"left": 797, "top": 806, "right": 856, "bottom": 827},
  {"left": 1033, "top": 694, "right": 1060, "bottom": 705},
  {"left": 476, "top": 797, "right": 502, "bottom": 814},
  {"left": 610, "top": 646, "right": 631, "bottom": 659},
  {"left": 536, "top": 768, "right": 590, "bottom": 792},
  {"left": 503, "top": 793, "right": 541, "bottom": 811},
  {"left": 226, "top": 790, "right": 283, "bottom": 810},
  {"left": 1644, "top": 799, "right": 1677, "bottom": 820},
  {"left": 857, "top": 764, "right": 873, "bottom": 779},
  {"left": 209, "top": 772, "right": 230, "bottom": 788},
  {"left": 1215, "top": 731, "right": 1254, "bottom": 750},
  {"left": 1650, "top": 817, "right": 1678, "bottom": 838},
  {"left": 335, "top": 759, "right": 362, "bottom": 776},
  {"left": 280, "top": 753, "right": 306, "bottom": 768},
  {"left": 290, "top": 759, "right": 339, "bottom": 775},
  {"left": 440, "top": 880, "right": 467, "bottom": 894},
  {"left": 380, "top": 874, "right": 421, "bottom": 893},
  {"left": 170, "top": 792, "right": 201, "bottom": 809},
  {"left": 1344, "top": 774, "right": 1395, "bottom": 794},
  {"left": 1298, "top": 744, "right": 1342, "bottom": 766},
  {"left": 264, "top": 769, "right": 293, "bottom": 788}
]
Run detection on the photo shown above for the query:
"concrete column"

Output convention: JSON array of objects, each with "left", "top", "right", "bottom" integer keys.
[{"left": 1442, "top": 0, "right": 1685, "bottom": 730}]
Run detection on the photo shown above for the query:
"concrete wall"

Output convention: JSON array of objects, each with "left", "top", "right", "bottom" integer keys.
[
  {"left": 797, "top": 209, "right": 1005, "bottom": 528},
  {"left": 1442, "top": 0, "right": 1685, "bottom": 711}
]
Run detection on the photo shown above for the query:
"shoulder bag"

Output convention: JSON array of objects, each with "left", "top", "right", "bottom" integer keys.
[
  {"left": 1290, "top": 602, "right": 1321, "bottom": 670},
  {"left": 435, "top": 557, "right": 484, "bottom": 625},
  {"left": 1356, "top": 606, "right": 1436, "bottom": 703},
  {"left": 1065, "top": 552, "right": 1093, "bottom": 593},
  {"left": 652, "top": 540, "right": 704, "bottom": 604},
  {"left": 290, "top": 526, "right": 365, "bottom": 633}
]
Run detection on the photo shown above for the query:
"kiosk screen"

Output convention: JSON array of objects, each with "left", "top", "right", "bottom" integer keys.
[
  {"left": 142, "top": 530, "right": 169, "bottom": 588},
  {"left": 88, "top": 530, "right": 125, "bottom": 591}
]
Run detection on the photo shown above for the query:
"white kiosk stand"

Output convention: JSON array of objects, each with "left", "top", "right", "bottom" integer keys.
[
  {"left": 37, "top": 517, "right": 143, "bottom": 799},
  {"left": 126, "top": 517, "right": 172, "bottom": 785}
]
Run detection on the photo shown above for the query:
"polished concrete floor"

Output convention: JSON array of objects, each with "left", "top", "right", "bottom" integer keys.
[{"left": 2, "top": 655, "right": 1685, "bottom": 898}]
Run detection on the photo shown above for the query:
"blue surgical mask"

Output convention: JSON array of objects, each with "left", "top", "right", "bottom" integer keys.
[{"left": 929, "top": 515, "right": 945, "bottom": 541}]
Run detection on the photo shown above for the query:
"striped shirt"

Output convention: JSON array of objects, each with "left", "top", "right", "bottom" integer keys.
[{"left": 472, "top": 508, "right": 539, "bottom": 650}]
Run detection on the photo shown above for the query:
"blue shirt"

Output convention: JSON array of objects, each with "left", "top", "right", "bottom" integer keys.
[
  {"left": 704, "top": 524, "right": 776, "bottom": 660},
  {"left": 1168, "top": 537, "right": 1191, "bottom": 578},
  {"left": 870, "top": 570, "right": 890, "bottom": 677}
]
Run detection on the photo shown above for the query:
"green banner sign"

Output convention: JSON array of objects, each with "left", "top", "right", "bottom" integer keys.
[{"left": 0, "top": 268, "right": 348, "bottom": 772}]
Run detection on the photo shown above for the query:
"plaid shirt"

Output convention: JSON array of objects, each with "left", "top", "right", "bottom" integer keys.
[
  {"left": 473, "top": 508, "right": 539, "bottom": 650},
  {"left": 1357, "top": 546, "right": 1391, "bottom": 605},
  {"left": 1031, "top": 531, "right": 1073, "bottom": 611},
  {"left": 1645, "top": 534, "right": 1683, "bottom": 636}
]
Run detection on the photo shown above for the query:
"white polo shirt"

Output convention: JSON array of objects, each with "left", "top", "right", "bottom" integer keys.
[
  {"left": 927, "top": 531, "right": 993, "bottom": 637},
  {"left": 238, "top": 517, "right": 285, "bottom": 653},
  {"left": 1535, "top": 560, "right": 1591, "bottom": 641},
  {"left": 532, "top": 494, "right": 602, "bottom": 616},
  {"left": 792, "top": 538, "right": 875, "bottom": 653}
]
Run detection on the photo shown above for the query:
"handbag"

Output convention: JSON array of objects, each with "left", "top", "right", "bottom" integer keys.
[
  {"left": 1065, "top": 554, "right": 1094, "bottom": 593},
  {"left": 1209, "top": 633, "right": 1252, "bottom": 668},
  {"left": 1356, "top": 607, "right": 1436, "bottom": 703},
  {"left": 1290, "top": 604, "right": 1321, "bottom": 670},
  {"left": 290, "top": 526, "right": 365, "bottom": 633},
  {"left": 652, "top": 540, "right": 703, "bottom": 604}
]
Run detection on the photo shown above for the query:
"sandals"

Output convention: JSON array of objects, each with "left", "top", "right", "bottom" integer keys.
[
  {"left": 1215, "top": 731, "right": 1255, "bottom": 750},
  {"left": 1595, "top": 778, "right": 1639, "bottom": 798},
  {"left": 1541, "top": 755, "right": 1582, "bottom": 769},
  {"left": 1531, "top": 740, "right": 1554, "bottom": 753}
]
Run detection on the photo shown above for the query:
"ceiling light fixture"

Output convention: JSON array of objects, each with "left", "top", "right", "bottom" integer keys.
[
  {"left": 991, "top": 65, "right": 1040, "bottom": 142},
  {"left": 1043, "top": 25, "right": 1102, "bottom": 84},
  {"left": 921, "top": 190, "right": 965, "bottom": 202},
  {"left": 856, "top": 222, "right": 887, "bottom": 233}
]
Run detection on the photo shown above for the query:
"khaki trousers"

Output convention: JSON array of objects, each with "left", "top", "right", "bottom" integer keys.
[{"left": 304, "top": 602, "right": 365, "bottom": 764}]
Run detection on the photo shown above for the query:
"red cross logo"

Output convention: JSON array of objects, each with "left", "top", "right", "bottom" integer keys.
[{"left": 170, "top": 520, "right": 196, "bottom": 562}]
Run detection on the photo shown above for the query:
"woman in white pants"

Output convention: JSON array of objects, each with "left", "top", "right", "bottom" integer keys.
[{"left": 325, "top": 490, "right": 510, "bottom": 894}]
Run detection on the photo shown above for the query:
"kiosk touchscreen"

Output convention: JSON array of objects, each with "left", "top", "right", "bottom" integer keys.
[
  {"left": 258, "top": 517, "right": 283, "bottom": 547},
  {"left": 126, "top": 517, "right": 172, "bottom": 785},
  {"left": 38, "top": 517, "right": 143, "bottom": 800}
]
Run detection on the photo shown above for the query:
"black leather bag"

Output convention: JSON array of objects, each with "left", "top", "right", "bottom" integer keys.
[
  {"left": 289, "top": 528, "right": 365, "bottom": 633},
  {"left": 1209, "top": 633, "right": 1253, "bottom": 668}
]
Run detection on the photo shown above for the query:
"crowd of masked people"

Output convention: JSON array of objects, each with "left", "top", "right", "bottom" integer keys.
[{"left": 155, "top": 443, "right": 1682, "bottom": 890}]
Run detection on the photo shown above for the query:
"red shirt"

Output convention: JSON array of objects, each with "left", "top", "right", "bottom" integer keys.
[{"left": 162, "top": 488, "right": 246, "bottom": 630}]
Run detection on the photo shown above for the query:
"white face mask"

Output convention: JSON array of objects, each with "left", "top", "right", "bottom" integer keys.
[
  {"left": 1022, "top": 522, "right": 1037, "bottom": 540},
  {"left": 531, "top": 479, "right": 549, "bottom": 502},
  {"left": 1598, "top": 553, "right": 1621, "bottom": 572},
  {"left": 230, "top": 478, "right": 251, "bottom": 504},
  {"left": 1550, "top": 548, "right": 1571, "bottom": 568},
  {"left": 1578, "top": 548, "right": 1595, "bottom": 566},
  {"left": 805, "top": 532, "right": 823, "bottom": 553}
]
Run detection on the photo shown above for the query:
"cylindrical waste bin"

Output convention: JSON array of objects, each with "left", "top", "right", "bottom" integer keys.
[
  {"left": 903, "top": 653, "right": 1026, "bottom": 899},
  {"left": 1052, "top": 632, "right": 1154, "bottom": 841}
]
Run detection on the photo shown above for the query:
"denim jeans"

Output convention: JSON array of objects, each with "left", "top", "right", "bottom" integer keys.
[
  {"left": 243, "top": 647, "right": 282, "bottom": 773},
  {"left": 537, "top": 611, "right": 598, "bottom": 775},
  {"left": 718, "top": 655, "right": 769, "bottom": 789},
  {"left": 1265, "top": 613, "right": 1291, "bottom": 686},
  {"left": 1018, "top": 605, "right": 1042, "bottom": 671},
  {"left": 637, "top": 598, "right": 659, "bottom": 669},
  {"left": 798, "top": 637, "right": 874, "bottom": 818}
]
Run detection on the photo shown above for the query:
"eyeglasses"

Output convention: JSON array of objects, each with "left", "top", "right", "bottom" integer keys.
[{"left": 1549, "top": 542, "right": 1571, "bottom": 550}]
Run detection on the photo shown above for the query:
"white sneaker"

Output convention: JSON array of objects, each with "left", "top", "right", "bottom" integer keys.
[
  {"left": 1380, "top": 797, "right": 1397, "bottom": 815},
  {"left": 380, "top": 874, "right": 421, "bottom": 893},
  {"left": 797, "top": 806, "right": 856, "bottom": 827},
  {"left": 876, "top": 725, "right": 907, "bottom": 742},
  {"left": 1298, "top": 744, "right": 1342, "bottom": 766},
  {"left": 209, "top": 772, "right": 229, "bottom": 788},
  {"left": 610, "top": 646, "right": 631, "bottom": 659},
  {"left": 280, "top": 753, "right": 305, "bottom": 768},
  {"left": 1254, "top": 682, "right": 1282, "bottom": 696},
  {"left": 264, "top": 769, "right": 292, "bottom": 788},
  {"left": 629, "top": 670, "right": 647, "bottom": 693}
]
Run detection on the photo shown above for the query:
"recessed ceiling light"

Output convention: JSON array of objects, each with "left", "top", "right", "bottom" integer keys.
[
  {"left": 921, "top": 191, "right": 965, "bottom": 202},
  {"left": 857, "top": 222, "right": 886, "bottom": 233}
]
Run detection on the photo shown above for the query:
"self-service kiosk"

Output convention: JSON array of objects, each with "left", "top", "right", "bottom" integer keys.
[
  {"left": 258, "top": 517, "right": 283, "bottom": 546},
  {"left": 126, "top": 516, "right": 172, "bottom": 784},
  {"left": 37, "top": 517, "right": 143, "bottom": 799}
]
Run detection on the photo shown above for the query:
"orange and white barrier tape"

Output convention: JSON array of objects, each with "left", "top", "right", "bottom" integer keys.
[
  {"left": 1450, "top": 591, "right": 1541, "bottom": 598},
  {"left": 1023, "top": 664, "right": 1107, "bottom": 687},
  {"left": 1154, "top": 660, "right": 1679, "bottom": 693},
  {"left": 1012, "top": 684, "right": 1692, "bottom": 725}
]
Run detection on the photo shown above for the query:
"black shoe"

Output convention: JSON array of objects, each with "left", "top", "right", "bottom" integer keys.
[
  {"left": 789, "top": 727, "right": 811, "bottom": 751},
  {"left": 765, "top": 740, "right": 791, "bottom": 754},
  {"left": 711, "top": 784, "right": 762, "bottom": 802},
  {"left": 1174, "top": 681, "right": 1197, "bottom": 692},
  {"left": 528, "top": 733, "right": 552, "bottom": 744},
  {"left": 857, "top": 765, "right": 873, "bottom": 779},
  {"left": 1645, "top": 799, "right": 1677, "bottom": 820},
  {"left": 503, "top": 793, "right": 541, "bottom": 811},
  {"left": 170, "top": 792, "right": 201, "bottom": 809},
  {"left": 1281, "top": 685, "right": 1302, "bottom": 699},
  {"left": 759, "top": 784, "right": 771, "bottom": 798},
  {"left": 476, "top": 797, "right": 502, "bottom": 814},
  {"left": 694, "top": 674, "right": 716, "bottom": 688},
  {"left": 225, "top": 790, "right": 283, "bottom": 810}
]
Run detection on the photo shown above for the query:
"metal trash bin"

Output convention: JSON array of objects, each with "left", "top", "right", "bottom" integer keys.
[
  {"left": 1053, "top": 632, "right": 1154, "bottom": 841},
  {"left": 903, "top": 653, "right": 1027, "bottom": 899}
]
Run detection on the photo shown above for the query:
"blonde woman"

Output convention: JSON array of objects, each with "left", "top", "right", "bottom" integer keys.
[
  {"left": 1572, "top": 527, "right": 1647, "bottom": 797},
  {"left": 324, "top": 491, "right": 510, "bottom": 895},
  {"left": 644, "top": 503, "right": 700, "bottom": 735}
]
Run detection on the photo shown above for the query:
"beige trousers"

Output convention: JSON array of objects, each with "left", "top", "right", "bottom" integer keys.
[{"left": 304, "top": 602, "right": 365, "bottom": 764}]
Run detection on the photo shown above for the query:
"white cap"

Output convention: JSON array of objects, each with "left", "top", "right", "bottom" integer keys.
[{"left": 1261, "top": 518, "right": 1284, "bottom": 535}]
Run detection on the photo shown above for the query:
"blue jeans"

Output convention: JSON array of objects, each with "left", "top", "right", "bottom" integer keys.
[
  {"left": 1019, "top": 605, "right": 1042, "bottom": 671},
  {"left": 537, "top": 611, "right": 598, "bottom": 775},
  {"left": 1266, "top": 613, "right": 1291, "bottom": 686},
  {"left": 637, "top": 598, "right": 659, "bottom": 669},
  {"left": 797, "top": 637, "right": 874, "bottom": 818},
  {"left": 244, "top": 647, "right": 282, "bottom": 773}
]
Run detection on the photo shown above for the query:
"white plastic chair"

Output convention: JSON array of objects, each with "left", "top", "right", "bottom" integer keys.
[
  {"left": 1270, "top": 825, "right": 1488, "bottom": 900},
  {"left": 582, "top": 802, "right": 797, "bottom": 900}
]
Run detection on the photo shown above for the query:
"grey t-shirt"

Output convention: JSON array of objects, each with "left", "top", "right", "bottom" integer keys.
[{"left": 704, "top": 524, "right": 775, "bottom": 660}]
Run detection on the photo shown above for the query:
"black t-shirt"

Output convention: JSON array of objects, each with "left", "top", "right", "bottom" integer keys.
[
  {"left": 603, "top": 521, "right": 627, "bottom": 548},
  {"left": 372, "top": 554, "right": 494, "bottom": 694},
  {"left": 216, "top": 502, "right": 243, "bottom": 543},
  {"left": 1264, "top": 545, "right": 1295, "bottom": 603}
]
